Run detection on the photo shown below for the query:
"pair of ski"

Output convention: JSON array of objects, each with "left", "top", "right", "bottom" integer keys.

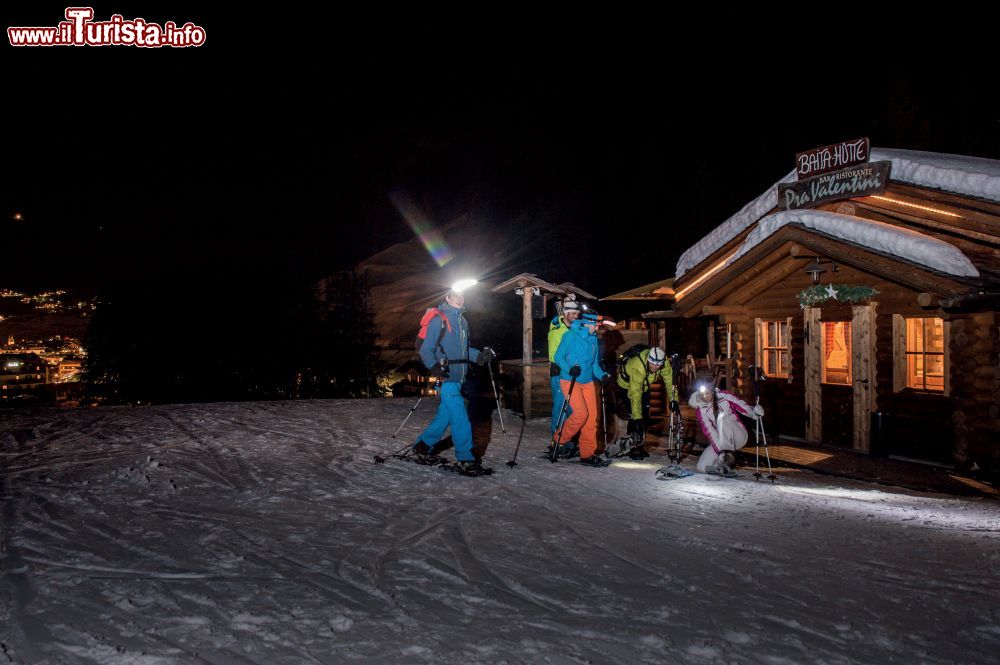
[
  {"left": 538, "top": 453, "right": 614, "bottom": 467},
  {"left": 603, "top": 432, "right": 645, "bottom": 460},
  {"left": 539, "top": 446, "right": 614, "bottom": 467},
  {"left": 374, "top": 451, "right": 494, "bottom": 477},
  {"left": 541, "top": 433, "right": 645, "bottom": 467},
  {"left": 655, "top": 464, "right": 695, "bottom": 480},
  {"left": 656, "top": 451, "right": 740, "bottom": 481}
]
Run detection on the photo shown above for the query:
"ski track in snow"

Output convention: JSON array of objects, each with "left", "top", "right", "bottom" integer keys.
[{"left": 1, "top": 399, "right": 998, "bottom": 665}]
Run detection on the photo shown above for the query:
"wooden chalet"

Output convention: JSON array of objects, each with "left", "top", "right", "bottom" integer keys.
[{"left": 663, "top": 146, "right": 1000, "bottom": 472}]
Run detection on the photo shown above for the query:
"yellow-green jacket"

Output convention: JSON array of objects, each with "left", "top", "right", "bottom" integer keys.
[
  {"left": 547, "top": 315, "right": 572, "bottom": 363},
  {"left": 616, "top": 348, "right": 678, "bottom": 419}
]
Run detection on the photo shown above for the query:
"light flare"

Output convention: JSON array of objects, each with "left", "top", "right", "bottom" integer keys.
[{"left": 390, "top": 190, "right": 455, "bottom": 267}]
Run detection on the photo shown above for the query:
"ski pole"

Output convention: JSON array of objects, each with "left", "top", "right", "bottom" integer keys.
[
  {"left": 748, "top": 365, "right": 762, "bottom": 477},
  {"left": 754, "top": 402, "right": 776, "bottom": 482},
  {"left": 748, "top": 365, "right": 776, "bottom": 482},
  {"left": 551, "top": 375, "right": 577, "bottom": 463},
  {"left": 374, "top": 441, "right": 414, "bottom": 464},
  {"left": 506, "top": 413, "right": 527, "bottom": 468},
  {"left": 601, "top": 383, "right": 608, "bottom": 449},
  {"left": 374, "top": 398, "right": 424, "bottom": 464},
  {"left": 753, "top": 397, "right": 762, "bottom": 477},
  {"left": 670, "top": 409, "right": 679, "bottom": 461},
  {"left": 391, "top": 397, "right": 422, "bottom": 438},
  {"left": 486, "top": 362, "right": 509, "bottom": 450}
]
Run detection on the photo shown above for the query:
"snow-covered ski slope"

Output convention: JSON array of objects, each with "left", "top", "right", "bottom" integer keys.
[{"left": 2, "top": 399, "right": 998, "bottom": 664}]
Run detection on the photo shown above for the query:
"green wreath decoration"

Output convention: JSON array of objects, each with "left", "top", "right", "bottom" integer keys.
[{"left": 797, "top": 284, "right": 879, "bottom": 308}]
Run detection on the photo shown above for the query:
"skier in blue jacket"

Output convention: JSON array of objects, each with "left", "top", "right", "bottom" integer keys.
[
  {"left": 553, "top": 311, "right": 610, "bottom": 466},
  {"left": 413, "top": 287, "right": 494, "bottom": 474}
]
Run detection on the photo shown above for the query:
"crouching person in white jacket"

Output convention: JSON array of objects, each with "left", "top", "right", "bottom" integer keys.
[{"left": 689, "top": 383, "right": 764, "bottom": 475}]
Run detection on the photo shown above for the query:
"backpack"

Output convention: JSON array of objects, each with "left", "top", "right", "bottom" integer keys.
[
  {"left": 616, "top": 344, "right": 649, "bottom": 382},
  {"left": 416, "top": 308, "right": 452, "bottom": 356}
]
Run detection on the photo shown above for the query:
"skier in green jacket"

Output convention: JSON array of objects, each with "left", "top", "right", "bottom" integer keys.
[{"left": 616, "top": 347, "right": 679, "bottom": 440}]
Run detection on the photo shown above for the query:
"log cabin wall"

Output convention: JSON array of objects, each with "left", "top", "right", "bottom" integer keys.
[
  {"left": 950, "top": 312, "right": 1000, "bottom": 474},
  {"left": 732, "top": 252, "right": 960, "bottom": 459},
  {"left": 876, "top": 312, "right": 954, "bottom": 465}
]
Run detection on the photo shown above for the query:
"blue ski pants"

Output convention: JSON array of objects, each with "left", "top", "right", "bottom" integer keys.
[{"left": 418, "top": 382, "right": 474, "bottom": 461}]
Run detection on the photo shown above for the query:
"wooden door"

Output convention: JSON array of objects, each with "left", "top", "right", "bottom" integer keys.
[
  {"left": 803, "top": 307, "right": 822, "bottom": 442},
  {"left": 851, "top": 304, "right": 876, "bottom": 452}
]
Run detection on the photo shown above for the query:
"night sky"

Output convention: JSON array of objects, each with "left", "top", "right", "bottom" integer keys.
[{"left": 4, "top": 10, "right": 999, "bottom": 297}]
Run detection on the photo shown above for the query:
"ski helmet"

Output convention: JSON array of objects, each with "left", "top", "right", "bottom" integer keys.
[{"left": 648, "top": 347, "right": 666, "bottom": 365}]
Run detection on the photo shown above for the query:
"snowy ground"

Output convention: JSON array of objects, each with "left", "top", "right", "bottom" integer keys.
[{"left": 1, "top": 399, "right": 998, "bottom": 665}]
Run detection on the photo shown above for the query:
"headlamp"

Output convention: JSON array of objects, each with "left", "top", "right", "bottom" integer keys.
[{"left": 450, "top": 278, "right": 478, "bottom": 293}]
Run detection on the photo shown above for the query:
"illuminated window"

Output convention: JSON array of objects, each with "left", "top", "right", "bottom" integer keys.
[
  {"left": 756, "top": 319, "right": 790, "bottom": 378},
  {"left": 821, "top": 321, "right": 851, "bottom": 385},
  {"left": 905, "top": 317, "right": 945, "bottom": 392}
]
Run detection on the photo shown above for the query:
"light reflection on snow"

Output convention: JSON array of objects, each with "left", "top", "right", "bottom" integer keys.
[
  {"left": 776, "top": 486, "right": 1000, "bottom": 532},
  {"left": 655, "top": 476, "right": 999, "bottom": 533},
  {"left": 609, "top": 461, "right": 662, "bottom": 471},
  {"left": 776, "top": 486, "right": 888, "bottom": 502}
]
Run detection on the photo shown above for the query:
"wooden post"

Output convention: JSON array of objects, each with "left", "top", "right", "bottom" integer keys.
[
  {"left": 522, "top": 283, "right": 533, "bottom": 418},
  {"left": 804, "top": 307, "right": 822, "bottom": 442},
  {"left": 892, "top": 314, "right": 906, "bottom": 392},
  {"left": 707, "top": 322, "right": 716, "bottom": 362},
  {"left": 852, "top": 303, "right": 877, "bottom": 452}
]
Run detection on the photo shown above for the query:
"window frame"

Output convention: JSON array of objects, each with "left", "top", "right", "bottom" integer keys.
[
  {"left": 820, "top": 320, "right": 852, "bottom": 386},
  {"left": 755, "top": 317, "right": 792, "bottom": 380},
  {"left": 894, "top": 315, "right": 949, "bottom": 395}
]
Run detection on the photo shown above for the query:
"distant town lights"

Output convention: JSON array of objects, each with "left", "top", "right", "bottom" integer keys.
[{"left": 451, "top": 279, "right": 478, "bottom": 293}]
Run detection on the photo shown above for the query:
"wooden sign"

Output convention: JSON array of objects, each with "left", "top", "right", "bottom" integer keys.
[
  {"left": 796, "top": 138, "right": 870, "bottom": 179},
  {"left": 779, "top": 161, "right": 891, "bottom": 210}
]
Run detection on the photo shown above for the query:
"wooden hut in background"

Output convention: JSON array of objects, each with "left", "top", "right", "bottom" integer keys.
[{"left": 664, "top": 144, "right": 1000, "bottom": 472}]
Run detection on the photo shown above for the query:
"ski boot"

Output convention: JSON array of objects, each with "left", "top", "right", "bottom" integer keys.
[
  {"left": 604, "top": 432, "right": 640, "bottom": 458},
  {"left": 705, "top": 452, "right": 738, "bottom": 477},
  {"left": 627, "top": 445, "right": 649, "bottom": 460},
  {"left": 545, "top": 443, "right": 579, "bottom": 460},
  {"left": 453, "top": 459, "right": 493, "bottom": 477},
  {"left": 557, "top": 443, "right": 579, "bottom": 459},
  {"left": 655, "top": 463, "right": 694, "bottom": 480},
  {"left": 579, "top": 455, "right": 612, "bottom": 468},
  {"left": 411, "top": 441, "right": 444, "bottom": 466}
]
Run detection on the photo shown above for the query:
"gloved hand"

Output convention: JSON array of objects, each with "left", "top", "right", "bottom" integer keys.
[
  {"left": 549, "top": 362, "right": 561, "bottom": 378},
  {"left": 753, "top": 404, "right": 765, "bottom": 417},
  {"left": 670, "top": 400, "right": 680, "bottom": 413},
  {"left": 430, "top": 360, "right": 449, "bottom": 378},
  {"left": 477, "top": 346, "right": 496, "bottom": 366},
  {"left": 569, "top": 365, "right": 581, "bottom": 378},
  {"left": 600, "top": 373, "right": 613, "bottom": 387}
]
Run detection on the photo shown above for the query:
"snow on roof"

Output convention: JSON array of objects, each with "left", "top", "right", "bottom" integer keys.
[
  {"left": 725, "top": 209, "right": 980, "bottom": 278},
  {"left": 871, "top": 148, "right": 1000, "bottom": 202},
  {"left": 675, "top": 170, "right": 795, "bottom": 277},
  {"left": 676, "top": 148, "right": 1000, "bottom": 278}
]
